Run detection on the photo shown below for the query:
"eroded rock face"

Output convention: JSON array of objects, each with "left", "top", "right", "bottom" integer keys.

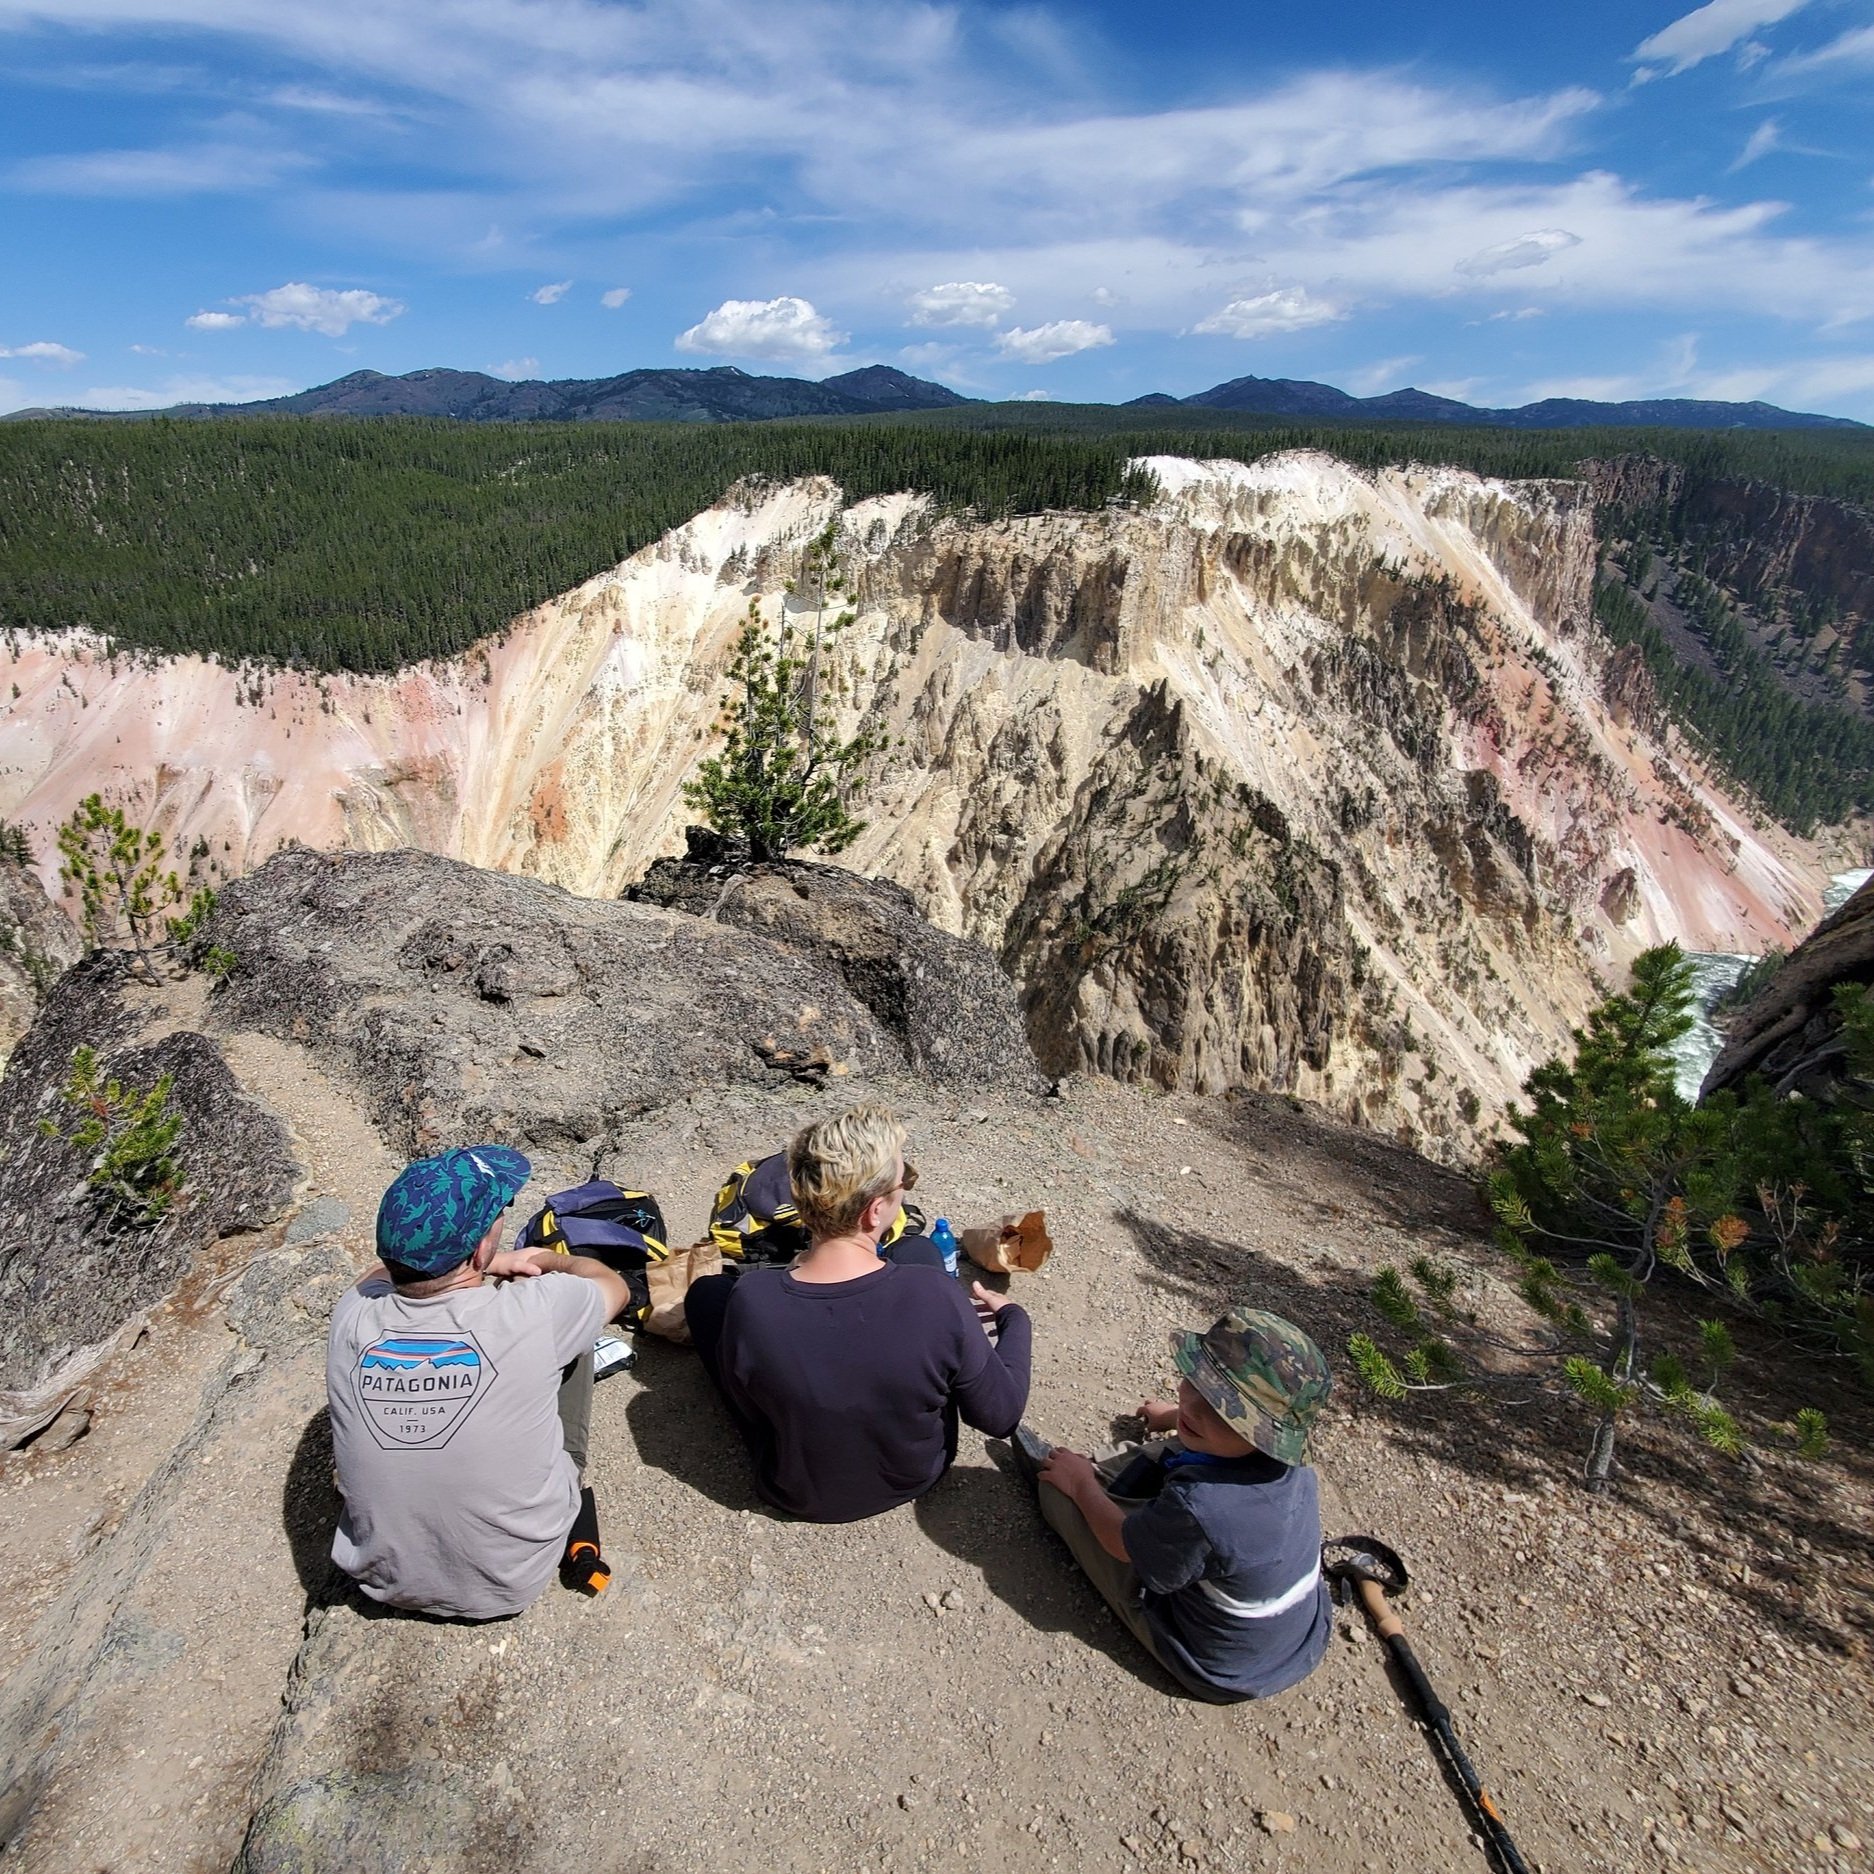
[
  {"left": 201, "top": 847, "right": 913, "bottom": 1156},
  {"left": 0, "top": 859, "right": 82, "bottom": 1066},
  {"left": 0, "top": 456, "right": 1824, "bottom": 1161},
  {"left": 628, "top": 828, "right": 1042, "bottom": 1091},
  {"left": 0, "top": 954, "right": 299, "bottom": 1394},
  {"left": 1704, "top": 875, "right": 1874, "bottom": 1100}
]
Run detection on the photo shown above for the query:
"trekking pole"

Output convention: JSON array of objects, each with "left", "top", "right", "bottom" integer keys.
[{"left": 1322, "top": 1536, "right": 1531, "bottom": 1874}]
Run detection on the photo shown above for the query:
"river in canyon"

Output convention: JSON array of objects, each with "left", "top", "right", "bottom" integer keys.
[{"left": 1670, "top": 867, "right": 1872, "bottom": 1098}]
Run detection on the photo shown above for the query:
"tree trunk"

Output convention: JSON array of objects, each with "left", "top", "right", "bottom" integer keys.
[{"left": 1585, "top": 1292, "right": 1639, "bottom": 1493}]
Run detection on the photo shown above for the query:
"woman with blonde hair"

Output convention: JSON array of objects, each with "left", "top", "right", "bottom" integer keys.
[{"left": 685, "top": 1105, "right": 1031, "bottom": 1522}]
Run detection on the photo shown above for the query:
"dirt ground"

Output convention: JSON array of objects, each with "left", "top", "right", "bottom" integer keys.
[{"left": 1, "top": 1053, "right": 1869, "bottom": 1874}]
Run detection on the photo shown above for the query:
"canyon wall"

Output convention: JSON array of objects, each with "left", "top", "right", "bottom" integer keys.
[{"left": 0, "top": 455, "right": 1823, "bottom": 1159}]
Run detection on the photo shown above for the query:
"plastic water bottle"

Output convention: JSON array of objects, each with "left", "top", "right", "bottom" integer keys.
[{"left": 930, "top": 1217, "right": 959, "bottom": 1278}]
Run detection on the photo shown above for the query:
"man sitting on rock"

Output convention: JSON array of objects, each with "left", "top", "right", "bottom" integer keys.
[
  {"left": 1016, "top": 1306, "right": 1332, "bottom": 1703},
  {"left": 326, "top": 1144, "right": 629, "bottom": 1619},
  {"left": 685, "top": 1105, "right": 1031, "bottom": 1521}
]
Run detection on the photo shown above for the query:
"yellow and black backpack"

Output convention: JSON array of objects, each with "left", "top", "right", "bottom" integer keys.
[
  {"left": 518, "top": 1181, "right": 668, "bottom": 1325},
  {"left": 709, "top": 1152, "right": 923, "bottom": 1265}
]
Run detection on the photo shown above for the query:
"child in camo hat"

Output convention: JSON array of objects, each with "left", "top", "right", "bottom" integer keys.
[{"left": 1015, "top": 1305, "right": 1332, "bottom": 1702}]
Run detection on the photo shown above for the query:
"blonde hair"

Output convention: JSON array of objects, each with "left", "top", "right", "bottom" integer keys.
[{"left": 787, "top": 1105, "right": 904, "bottom": 1240}]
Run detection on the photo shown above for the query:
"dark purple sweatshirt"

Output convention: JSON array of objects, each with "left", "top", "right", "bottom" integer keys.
[{"left": 715, "top": 1263, "right": 1032, "bottom": 1522}]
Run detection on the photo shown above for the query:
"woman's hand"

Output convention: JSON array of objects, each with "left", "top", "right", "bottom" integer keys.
[
  {"left": 1137, "top": 1397, "right": 1179, "bottom": 1435},
  {"left": 1038, "top": 1446, "right": 1096, "bottom": 1499},
  {"left": 969, "top": 1280, "right": 1004, "bottom": 1332}
]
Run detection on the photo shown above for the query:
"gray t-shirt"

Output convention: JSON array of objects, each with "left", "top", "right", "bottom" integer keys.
[{"left": 327, "top": 1271, "right": 607, "bottom": 1619}]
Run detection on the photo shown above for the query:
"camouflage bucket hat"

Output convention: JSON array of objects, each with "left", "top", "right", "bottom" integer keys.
[
  {"left": 1170, "top": 1307, "right": 1332, "bottom": 1467},
  {"left": 377, "top": 1144, "right": 531, "bottom": 1275}
]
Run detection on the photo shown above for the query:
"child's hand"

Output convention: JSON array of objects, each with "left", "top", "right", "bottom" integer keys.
[
  {"left": 1038, "top": 1447, "right": 1095, "bottom": 1498},
  {"left": 1138, "top": 1397, "right": 1179, "bottom": 1435}
]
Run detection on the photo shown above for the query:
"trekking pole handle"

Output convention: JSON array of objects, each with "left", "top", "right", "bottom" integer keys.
[{"left": 1356, "top": 1575, "right": 1405, "bottom": 1640}]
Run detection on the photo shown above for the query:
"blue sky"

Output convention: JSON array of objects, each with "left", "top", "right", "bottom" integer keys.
[{"left": 2, "top": 0, "right": 1872, "bottom": 418}]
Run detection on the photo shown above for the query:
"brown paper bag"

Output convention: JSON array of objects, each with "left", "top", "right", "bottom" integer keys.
[
  {"left": 960, "top": 1211, "right": 1052, "bottom": 1275},
  {"left": 642, "top": 1242, "right": 725, "bottom": 1343}
]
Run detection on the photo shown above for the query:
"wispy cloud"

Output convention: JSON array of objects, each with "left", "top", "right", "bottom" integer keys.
[
  {"left": 493, "top": 356, "right": 538, "bottom": 379},
  {"left": 1346, "top": 355, "right": 1420, "bottom": 394},
  {"left": 10, "top": 140, "right": 311, "bottom": 195},
  {"left": 1630, "top": 0, "right": 1813, "bottom": 78},
  {"left": 69, "top": 373, "right": 300, "bottom": 411},
  {"left": 185, "top": 309, "right": 245, "bottom": 331},
  {"left": 1455, "top": 228, "right": 1580, "bottom": 277},
  {"left": 530, "top": 279, "right": 572, "bottom": 305},
  {"left": 600, "top": 286, "right": 632, "bottom": 308},
  {"left": 1729, "top": 118, "right": 1781, "bottom": 171},
  {"left": 675, "top": 295, "right": 845, "bottom": 361},
  {"left": 1771, "top": 21, "right": 1874, "bottom": 80}
]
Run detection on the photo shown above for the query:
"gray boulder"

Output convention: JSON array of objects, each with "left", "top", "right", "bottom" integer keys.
[
  {"left": 201, "top": 846, "right": 916, "bottom": 1156},
  {"left": 0, "top": 953, "right": 299, "bottom": 1395},
  {"left": 628, "top": 828, "right": 1044, "bottom": 1092},
  {"left": 0, "top": 859, "right": 83, "bottom": 1066}
]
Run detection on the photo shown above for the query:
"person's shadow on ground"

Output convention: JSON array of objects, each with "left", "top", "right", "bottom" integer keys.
[
  {"left": 616, "top": 1337, "right": 784, "bottom": 1519},
  {"left": 914, "top": 1454, "right": 1194, "bottom": 1698},
  {"left": 284, "top": 1406, "right": 345, "bottom": 1599}
]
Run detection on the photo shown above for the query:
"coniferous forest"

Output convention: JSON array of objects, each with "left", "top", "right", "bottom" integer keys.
[{"left": 4, "top": 410, "right": 1873, "bottom": 831}]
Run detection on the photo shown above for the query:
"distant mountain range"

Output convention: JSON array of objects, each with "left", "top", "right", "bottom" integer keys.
[{"left": 8, "top": 363, "right": 1864, "bottom": 431}]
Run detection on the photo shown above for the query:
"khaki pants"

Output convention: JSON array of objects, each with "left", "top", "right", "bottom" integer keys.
[
  {"left": 558, "top": 1352, "right": 594, "bottom": 1476},
  {"left": 1036, "top": 1439, "right": 1229, "bottom": 1698}
]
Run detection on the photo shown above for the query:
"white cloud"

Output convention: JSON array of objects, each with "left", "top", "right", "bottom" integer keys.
[
  {"left": 128, "top": 343, "right": 167, "bottom": 355},
  {"left": 1090, "top": 286, "right": 1117, "bottom": 307},
  {"left": 675, "top": 296, "right": 845, "bottom": 361},
  {"left": 600, "top": 286, "right": 632, "bottom": 309},
  {"left": 1346, "top": 356, "right": 1420, "bottom": 394},
  {"left": 9, "top": 141, "right": 311, "bottom": 196},
  {"left": 1730, "top": 119, "right": 1781, "bottom": 171},
  {"left": 1014, "top": 389, "right": 1055, "bottom": 401},
  {"left": 1455, "top": 228, "right": 1581, "bottom": 277},
  {"left": 70, "top": 373, "right": 300, "bottom": 411},
  {"left": 993, "top": 320, "right": 1114, "bottom": 363},
  {"left": 1193, "top": 287, "right": 1343, "bottom": 339},
  {"left": 493, "top": 356, "right": 539, "bottom": 379},
  {"left": 186, "top": 310, "right": 246, "bottom": 331},
  {"left": 233, "top": 283, "right": 405, "bottom": 336},
  {"left": 0, "top": 340, "right": 84, "bottom": 366},
  {"left": 1631, "top": 0, "right": 1813, "bottom": 75},
  {"left": 530, "top": 280, "right": 572, "bottom": 305},
  {"left": 1772, "top": 21, "right": 1874, "bottom": 79},
  {"left": 906, "top": 281, "right": 1013, "bottom": 328},
  {"left": 1486, "top": 306, "right": 1545, "bottom": 322}
]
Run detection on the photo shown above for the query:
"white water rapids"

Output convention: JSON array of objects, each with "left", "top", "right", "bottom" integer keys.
[{"left": 1668, "top": 868, "right": 1872, "bottom": 1098}]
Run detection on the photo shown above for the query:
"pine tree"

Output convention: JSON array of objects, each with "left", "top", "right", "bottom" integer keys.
[{"left": 681, "top": 596, "right": 881, "bottom": 861}]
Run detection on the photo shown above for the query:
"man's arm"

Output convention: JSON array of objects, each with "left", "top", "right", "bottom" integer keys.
[{"left": 530, "top": 1251, "right": 631, "bottom": 1324}]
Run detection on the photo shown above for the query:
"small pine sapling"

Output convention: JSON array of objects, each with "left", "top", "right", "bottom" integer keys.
[
  {"left": 39, "top": 1044, "right": 185, "bottom": 1227},
  {"left": 56, "top": 794, "right": 186, "bottom": 979}
]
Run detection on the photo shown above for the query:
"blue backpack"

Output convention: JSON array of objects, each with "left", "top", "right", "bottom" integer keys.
[{"left": 517, "top": 1181, "right": 669, "bottom": 1326}]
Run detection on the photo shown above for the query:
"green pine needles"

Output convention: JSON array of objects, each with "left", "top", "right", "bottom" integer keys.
[
  {"left": 55, "top": 795, "right": 219, "bottom": 981},
  {"left": 38, "top": 1044, "right": 185, "bottom": 1228},
  {"left": 682, "top": 581, "right": 882, "bottom": 862},
  {"left": 1351, "top": 944, "right": 1842, "bottom": 1490}
]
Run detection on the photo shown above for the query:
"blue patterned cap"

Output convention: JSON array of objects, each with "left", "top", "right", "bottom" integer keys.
[{"left": 376, "top": 1144, "right": 531, "bottom": 1274}]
